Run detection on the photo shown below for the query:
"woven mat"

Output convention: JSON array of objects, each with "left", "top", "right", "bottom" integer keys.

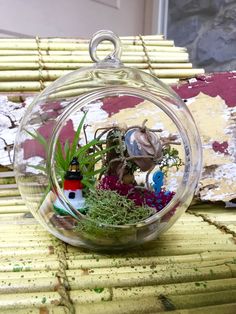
[
  {"left": 0, "top": 185, "right": 236, "bottom": 314},
  {"left": 0, "top": 35, "right": 204, "bottom": 94}
]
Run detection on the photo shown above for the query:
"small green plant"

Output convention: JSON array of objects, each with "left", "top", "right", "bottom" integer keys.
[
  {"left": 26, "top": 111, "right": 114, "bottom": 190},
  {"left": 159, "top": 146, "right": 183, "bottom": 175}
]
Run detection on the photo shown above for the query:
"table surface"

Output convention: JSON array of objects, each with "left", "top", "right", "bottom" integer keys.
[{"left": 0, "top": 185, "right": 236, "bottom": 313}]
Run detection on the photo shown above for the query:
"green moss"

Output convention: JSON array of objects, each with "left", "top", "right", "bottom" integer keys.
[
  {"left": 74, "top": 190, "right": 153, "bottom": 243},
  {"left": 83, "top": 189, "right": 153, "bottom": 226}
]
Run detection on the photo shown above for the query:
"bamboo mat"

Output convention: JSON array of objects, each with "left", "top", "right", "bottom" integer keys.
[
  {"left": 0, "top": 172, "right": 236, "bottom": 313},
  {"left": 0, "top": 35, "right": 204, "bottom": 92}
]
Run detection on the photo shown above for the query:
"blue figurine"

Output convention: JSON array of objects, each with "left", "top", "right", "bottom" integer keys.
[{"left": 152, "top": 170, "right": 164, "bottom": 194}]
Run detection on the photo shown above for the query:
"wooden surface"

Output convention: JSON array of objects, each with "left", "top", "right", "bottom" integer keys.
[
  {"left": 1, "top": 72, "right": 236, "bottom": 203},
  {"left": 0, "top": 180, "right": 235, "bottom": 313},
  {"left": 173, "top": 72, "right": 236, "bottom": 203}
]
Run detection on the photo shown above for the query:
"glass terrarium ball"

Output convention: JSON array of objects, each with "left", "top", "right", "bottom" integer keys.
[{"left": 14, "top": 31, "right": 202, "bottom": 250}]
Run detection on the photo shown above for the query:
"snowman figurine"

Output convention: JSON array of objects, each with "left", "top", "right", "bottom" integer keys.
[{"left": 53, "top": 157, "right": 86, "bottom": 215}]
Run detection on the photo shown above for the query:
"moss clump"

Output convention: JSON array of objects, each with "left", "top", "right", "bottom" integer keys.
[
  {"left": 84, "top": 189, "right": 153, "bottom": 225},
  {"left": 74, "top": 189, "right": 154, "bottom": 244}
]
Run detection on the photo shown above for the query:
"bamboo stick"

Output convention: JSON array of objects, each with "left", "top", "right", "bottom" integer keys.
[
  {"left": 0, "top": 82, "right": 50, "bottom": 91},
  {"left": 204, "top": 214, "right": 236, "bottom": 221},
  {"left": 167, "top": 303, "right": 236, "bottom": 314},
  {"left": 0, "top": 232, "right": 52, "bottom": 239},
  {"left": 74, "top": 297, "right": 165, "bottom": 314},
  {"left": 0, "top": 240, "right": 55, "bottom": 249},
  {"left": 0, "top": 53, "right": 189, "bottom": 63},
  {"left": 0, "top": 268, "right": 56, "bottom": 278},
  {"left": 0, "top": 307, "right": 69, "bottom": 314},
  {"left": 0, "top": 70, "right": 69, "bottom": 81},
  {"left": 68, "top": 264, "right": 234, "bottom": 290},
  {"left": 0, "top": 277, "right": 58, "bottom": 294},
  {"left": 67, "top": 252, "right": 236, "bottom": 269},
  {"left": 0, "top": 177, "right": 15, "bottom": 185},
  {"left": 0, "top": 223, "right": 42, "bottom": 230},
  {"left": 0, "top": 247, "right": 54, "bottom": 257},
  {"left": 136, "top": 241, "right": 236, "bottom": 253},
  {"left": 0, "top": 189, "right": 20, "bottom": 197},
  {"left": 66, "top": 259, "right": 235, "bottom": 277},
  {"left": 0, "top": 225, "right": 45, "bottom": 231},
  {"left": 111, "top": 278, "right": 236, "bottom": 301},
  {"left": 120, "top": 35, "right": 164, "bottom": 40},
  {"left": 0, "top": 254, "right": 59, "bottom": 262},
  {"left": 72, "top": 290, "right": 236, "bottom": 313},
  {"left": 161, "top": 231, "right": 222, "bottom": 237},
  {"left": 0, "top": 35, "right": 164, "bottom": 41},
  {"left": 1, "top": 249, "right": 58, "bottom": 263},
  {"left": 0, "top": 41, "right": 175, "bottom": 51},
  {"left": 0, "top": 231, "right": 51, "bottom": 237},
  {"left": 71, "top": 288, "right": 111, "bottom": 303},
  {"left": 0, "top": 291, "right": 61, "bottom": 309},
  {"left": 0, "top": 198, "right": 24, "bottom": 206},
  {"left": 0, "top": 62, "right": 193, "bottom": 70},
  {"left": 0, "top": 171, "right": 14, "bottom": 177},
  {"left": 149, "top": 238, "right": 232, "bottom": 245},
  {"left": 0, "top": 79, "right": 181, "bottom": 93},
  {"left": 67, "top": 244, "right": 236, "bottom": 257},
  {"left": 0, "top": 205, "right": 28, "bottom": 214},
  {"left": 0, "top": 239, "right": 53, "bottom": 248},
  {"left": 70, "top": 278, "right": 236, "bottom": 304},
  {"left": 228, "top": 264, "right": 236, "bottom": 276},
  {"left": 0, "top": 234, "right": 51, "bottom": 241},
  {"left": 0, "top": 47, "right": 187, "bottom": 55},
  {"left": 160, "top": 233, "right": 232, "bottom": 241},
  {"left": 0, "top": 213, "right": 27, "bottom": 221},
  {"left": 0, "top": 69, "right": 203, "bottom": 81},
  {"left": 0, "top": 35, "right": 204, "bottom": 97},
  {"left": 0, "top": 259, "right": 60, "bottom": 272},
  {"left": 168, "top": 289, "right": 236, "bottom": 310},
  {"left": 0, "top": 36, "right": 165, "bottom": 43},
  {"left": 0, "top": 183, "right": 19, "bottom": 189},
  {"left": 1, "top": 216, "right": 34, "bottom": 225},
  {"left": 165, "top": 224, "right": 219, "bottom": 231},
  {"left": 69, "top": 279, "right": 236, "bottom": 305}
]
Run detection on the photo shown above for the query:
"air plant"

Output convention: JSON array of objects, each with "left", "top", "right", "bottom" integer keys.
[
  {"left": 26, "top": 111, "right": 113, "bottom": 190},
  {"left": 95, "top": 120, "right": 183, "bottom": 185}
]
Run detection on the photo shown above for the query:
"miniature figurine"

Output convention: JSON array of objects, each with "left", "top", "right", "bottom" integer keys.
[
  {"left": 125, "top": 127, "right": 162, "bottom": 171},
  {"left": 53, "top": 157, "right": 86, "bottom": 215},
  {"left": 152, "top": 170, "right": 164, "bottom": 194}
]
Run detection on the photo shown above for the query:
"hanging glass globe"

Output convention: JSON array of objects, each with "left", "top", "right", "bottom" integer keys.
[{"left": 14, "top": 30, "right": 202, "bottom": 250}]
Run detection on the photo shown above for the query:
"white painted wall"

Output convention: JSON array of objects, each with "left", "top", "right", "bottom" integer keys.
[{"left": 0, "top": 0, "right": 147, "bottom": 37}]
